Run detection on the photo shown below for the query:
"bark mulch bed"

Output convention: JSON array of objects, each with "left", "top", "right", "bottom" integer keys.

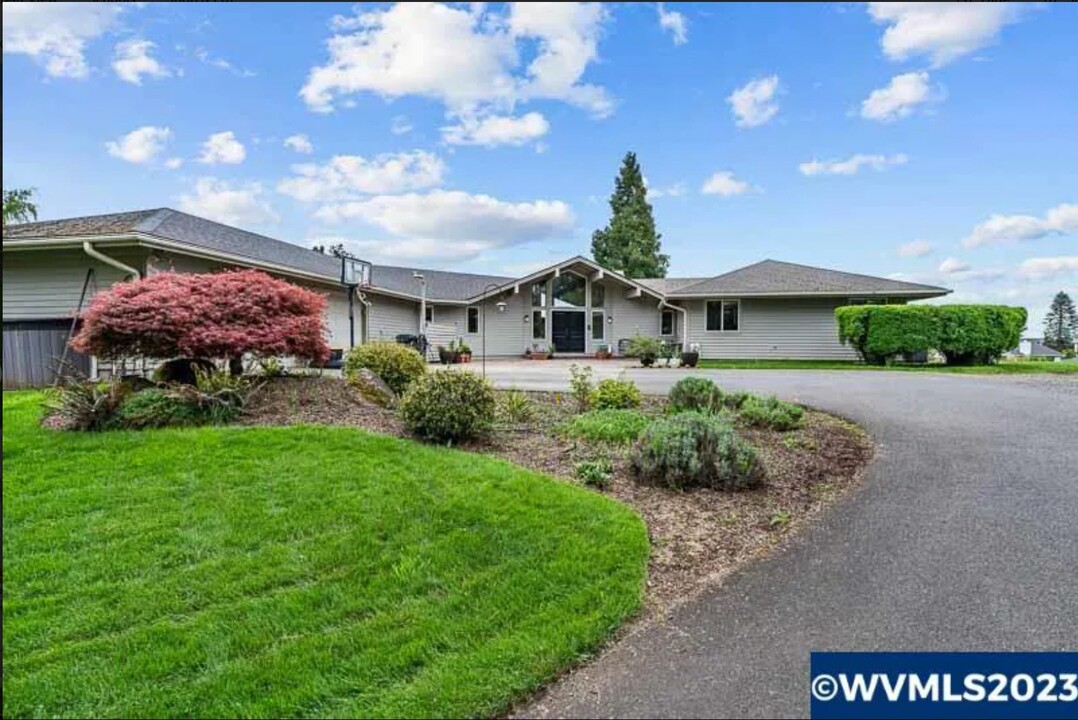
[{"left": 240, "top": 376, "right": 873, "bottom": 612}]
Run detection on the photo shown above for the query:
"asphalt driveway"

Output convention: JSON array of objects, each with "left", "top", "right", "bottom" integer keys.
[{"left": 473, "top": 361, "right": 1078, "bottom": 719}]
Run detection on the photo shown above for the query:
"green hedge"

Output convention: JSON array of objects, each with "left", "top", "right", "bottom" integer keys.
[{"left": 836, "top": 304, "right": 1026, "bottom": 365}]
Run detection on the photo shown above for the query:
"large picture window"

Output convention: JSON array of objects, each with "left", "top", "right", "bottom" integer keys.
[
  {"left": 591, "top": 282, "right": 605, "bottom": 308},
  {"left": 532, "top": 309, "right": 546, "bottom": 339},
  {"left": 467, "top": 307, "right": 479, "bottom": 334},
  {"left": 552, "top": 273, "right": 586, "bottom": 307},
  {"left": 706, "top": 300, "right": 739, "bottom": 332}
]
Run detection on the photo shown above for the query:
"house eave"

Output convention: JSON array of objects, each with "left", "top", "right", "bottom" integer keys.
[{"left": 664, "top": 289, "right": 952, "bottom": 300}]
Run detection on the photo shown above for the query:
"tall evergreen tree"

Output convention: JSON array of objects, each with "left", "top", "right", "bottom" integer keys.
[
  {"left": 1042, "top": 290, "right": 1077, "bottom": 351},
  {"left": 591, "top": 152, "right": 669, "bottom": 278}
]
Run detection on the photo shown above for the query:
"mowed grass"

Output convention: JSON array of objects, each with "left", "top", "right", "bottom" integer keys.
[
  {"left": 696, "top": 359, "right": 1078, "bottom": 374},
  {"left": 2, "top": 392, "right": 649, "bottom": 719}
]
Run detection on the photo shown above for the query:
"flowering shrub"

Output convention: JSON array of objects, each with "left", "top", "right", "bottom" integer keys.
[{"left": 71, "top": 270, "right": 330, "bottom": 365}]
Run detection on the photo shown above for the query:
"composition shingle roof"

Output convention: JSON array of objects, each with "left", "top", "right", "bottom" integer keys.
[
  {"left": 5, "top": 210, "right": 950, "bottom": 300},
  {"left": 658, "top": 259, "right": 949, "bottom": 297},
  {"left": 369, "top": 265, "right": 513, "bottom": 302},
  {"left": 4, "top": 208, "right": 342, "bottom": 280}
]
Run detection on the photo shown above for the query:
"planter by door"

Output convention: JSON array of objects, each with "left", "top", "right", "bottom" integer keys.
[{"left": 551, "top": 311, "right": 586, "bottom": 353}]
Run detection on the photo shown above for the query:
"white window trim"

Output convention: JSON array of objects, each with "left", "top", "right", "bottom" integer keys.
[
  {"left": 532, "top": 308, "right": 547, "bottom": 340},
  {"left": 705, "top": 299, "right": 741, "bottom": 333},
  {"left": 591, "top": 309, "right": 605, "bottom": 342},
  {"left": 467, "top": 306, "right": 480, "bottom": 334},
  {"left": 425, "top": 305, "right": 435, "bottom": 324}
]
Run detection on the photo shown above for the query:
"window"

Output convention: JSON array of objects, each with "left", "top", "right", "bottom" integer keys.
[
  {"left": 706, "top": 300, "right": 739, "bottom": 331},
  {"left": 552, "top": 272, "right": 586, "bottom": 307},
  {"left": 531, "top": 282, "right": 547, "bottom": 307},
  {"left": 591, "top": 282, "right": 605, "bottom": 308},
  {"left": 425, "top": 305, "right": 434, "bottom": 324},
  {"left": 467, "top": 307, "right": 479, "bottom": 334},
  {"left": 532, "top": 309, "right": 546, "bottom": 339},
  {"left": 592, "top": 311, "right": 604, "bottom": 340},
  {"left": 661, "top": 310, "right": 675, "bottom": 336}
]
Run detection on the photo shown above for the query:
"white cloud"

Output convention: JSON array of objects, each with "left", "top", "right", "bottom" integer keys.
[
  {"left": 897, "top": 239, "right": 932, "bottom": 258},
  {"left": 194, "top": 47, "right": 256, "bottom": 77},
  {"left": 105, "top": 125, "right": 172, "bottom": 165},
  {"left": 164, "top": 157, "right": 184, "bottom": 170},
  {"left": 647, "top": 180, "right": 687, "bottom": 199},
  {"left": 1017, "top": 256, "right": 1078, "bottom": 281},
  {"left": 179, "top": 178, "right": 279, "bottom": 226},
  {"left": 198, "top": 131, "right": 246, "bottom": 165},
  {"left": 441, "top": 112, "right": 549, "bottom": 147},
  {"left": 278, "top": 151, "right": 445, "bottom": 202},
  {"left": 701, "top": 171, "right": 754, "bottom": 197},
  {"left": 300, "top": 2, "right": 612, "bottom": 118},
  {"left": 866, "top": 2, "right": 1028, "bottom": 67},
  {"left": 657, "top": 3, "right": 688, "bottom": 45},
  {"left": 390, "top": 116, "right": 413, "bottom": 135},
  {"left": 313, "top": 189, "right": 574, "bottom": 262},
  {"left": 938, "top": 257, "right": 970, "bottom": 274},
  {"left": 861, "top": 71, "right": 940, "bottom": 122},
  {"left": 2, "top": 2, "right": 123, "bottom": 79},
  {"left": 283, "top": 134, "right": 314, "bottom": 154},
  {"left": 727, "top": 75, "right": 780, "bottom": 129},
  {"left": 799, "top": 153, "right": 908, "bottom": 176},
  {"left": 963, "top": 203, "right": 1078, "bottom": 248},
  {"left": 112, "top": 38, "right": 170, "bottom": 85}
]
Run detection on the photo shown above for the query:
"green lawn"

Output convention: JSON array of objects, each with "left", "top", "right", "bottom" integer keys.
[
  {"left": 695, "top": 359, "right": 1078, "bottom": 374},
  {"left": 2, "top": 392, "right": 649, "bottom": 719}
]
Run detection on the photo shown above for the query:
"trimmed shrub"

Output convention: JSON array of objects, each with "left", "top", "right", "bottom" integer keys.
[
  {"left": 575, "top": 458, "right": 614, "bottom": 489},
  {"left": 558, "top": 409, "right": 650, "bottom": 444},
  {"left": 668, "top": 376, "right": 724, "bottom": 414},
  {"left": 589, "top": 377, "right": 642, "bottom": 410},
  {"left": 738, "top": 395, "right": 804, "bottom": 431},
  {"left": 630, "top": 412, "right": 764, "bottom": 491},
  {"left": 400, "top": 371, "right": 496, "bottom": 443},
  {"left": 345, "top": 341, "right": 426, "bottom": 395},
  {"left": 114, "top": 389, "right": 210, "bottom": 429},
  {"left": 721, "top": 390, "right": 751, "bottom": 410},
  {"left": 836, "top": 304, "right": 1026, "bottom": 366}
]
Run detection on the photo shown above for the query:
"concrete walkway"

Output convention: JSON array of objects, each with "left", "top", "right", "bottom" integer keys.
[{"left": 470, "top": 361, "right": 1078, "bottom": 719}]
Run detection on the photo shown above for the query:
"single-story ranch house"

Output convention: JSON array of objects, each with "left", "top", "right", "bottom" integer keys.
[{"left": 2, "top": 208, "right": 950, "bottom": 386}]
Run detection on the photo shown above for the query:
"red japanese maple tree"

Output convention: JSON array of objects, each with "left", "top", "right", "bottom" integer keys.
[{"left": 71, "top": 270, "right": 331, "bottom": 365}]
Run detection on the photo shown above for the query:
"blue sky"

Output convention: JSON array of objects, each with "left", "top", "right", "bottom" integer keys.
[{"left": 3, "top": 2, "right": 1075, "bottom": 328}]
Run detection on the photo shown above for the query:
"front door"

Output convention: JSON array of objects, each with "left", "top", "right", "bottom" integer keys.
[{"left": 551, "top": 311, "right": 586, "bottom": 353}]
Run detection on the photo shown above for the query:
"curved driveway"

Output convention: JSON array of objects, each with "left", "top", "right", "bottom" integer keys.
[{"left": 479, "top": 362, "right": 1078, "bottom": 719}]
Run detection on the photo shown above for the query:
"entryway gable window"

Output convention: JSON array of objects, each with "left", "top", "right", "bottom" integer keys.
[
  {"left": 705, "top": 300, "right": 739, "bottom": 332},
  {"left": 552, "top": 272, "right": 586, "bottom": 307}
]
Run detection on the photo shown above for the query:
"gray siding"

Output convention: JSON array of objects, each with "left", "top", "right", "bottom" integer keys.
[
  {"left": 608, "top": 290, "right": 664, "bottom": 352},
  {"left": 685, "top": 297, "right": 857, "bottom": 360},
  {"left": 3, "top": 247, "right": 147, "bottom": 320},
  {"left": 367, "top": 293, "right": 420, "bottom": 341}
]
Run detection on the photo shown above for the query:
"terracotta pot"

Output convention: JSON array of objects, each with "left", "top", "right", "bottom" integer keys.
[{"left": 529, "top": 352, "right": 551, "bottom": 360}]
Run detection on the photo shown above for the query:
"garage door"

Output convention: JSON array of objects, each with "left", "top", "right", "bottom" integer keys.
[{"left": 2, "top": 320, "right": 91, "bottom": 389}]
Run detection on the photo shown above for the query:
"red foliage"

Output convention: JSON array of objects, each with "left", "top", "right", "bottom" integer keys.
[{"left": 71, "top": 270, "right": 331, "bottom": 363}]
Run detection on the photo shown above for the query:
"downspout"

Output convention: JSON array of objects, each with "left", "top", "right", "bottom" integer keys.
[
  {"left": 83, "top": 241, "right": 140, "bottom": 280},
  {"left": 659, "top": 298, "right": 689, "bottom": 348}
]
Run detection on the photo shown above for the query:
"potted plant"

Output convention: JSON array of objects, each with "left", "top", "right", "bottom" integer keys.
[
  {"left": 458, "top": 339, "right": 472, "bottom": 363},
  {"left": 626, "top": 334, "right": 662, "bottom": 368},
  {"left": 440, "top": 340, "right": 462, "bottom": 364},
  {"left": 527, "top": 342, "right": 552, "bottom": 360},
  {"left": 594, "top": 342, "right": 612, "bottom": 360},
  {"left": 681, "top": 342, "right": 700, "bottom": 368}
]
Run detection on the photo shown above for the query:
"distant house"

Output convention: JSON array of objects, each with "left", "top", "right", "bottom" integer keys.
[
  {"left": 2, "top": 208, "right": 951, "bottom": 387},
  {"left": 1016, "top": 338, "right": 1064, "bottom": 361}
]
